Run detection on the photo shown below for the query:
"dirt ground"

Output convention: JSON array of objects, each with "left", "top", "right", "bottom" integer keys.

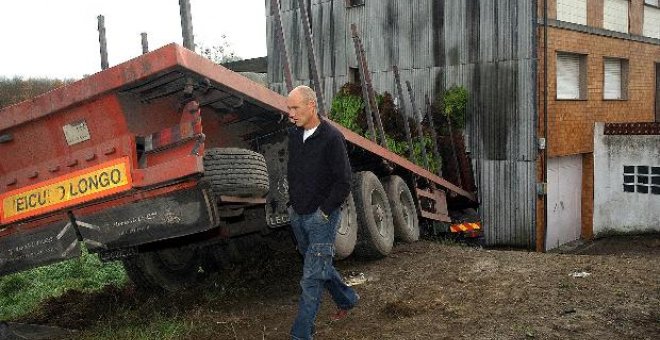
[{"left": 15, "top": 233, "right": 660, "bottom": 340}]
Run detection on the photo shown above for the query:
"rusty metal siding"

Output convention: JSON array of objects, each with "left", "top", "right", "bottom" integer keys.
[
  {"left": 472, "top": 0, "right": 537, "bottom": 248},
  {"left": 267, "top": 0, "right": 538, "bottom": 248},
  {"left": 332, "top": 0, "right": 348, "bottom": 77},
  {"left": 412, "top": 0, "right": 432, "bottom": 69},
  {"left": 396, "top": 0, "right": 414, "bottom": 69},
  {"left": 345, "top": 3, "right": 365, "bottom": 70}
]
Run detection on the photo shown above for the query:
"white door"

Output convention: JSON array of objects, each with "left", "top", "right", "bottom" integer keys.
[{"left": 547, "top": 155, "right": 583, "bottom": 251}]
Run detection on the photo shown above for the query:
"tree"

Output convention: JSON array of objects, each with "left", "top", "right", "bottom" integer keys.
[
  {"left": 0, "top": 77, "right": 73, "bottom": 109},
  {"left": 196, "top": 34, "right": 241, "bottom": 64}
]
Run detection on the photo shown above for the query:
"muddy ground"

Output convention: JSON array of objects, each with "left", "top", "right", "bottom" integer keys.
[{"left": 16, "top": 234, "right": 660, "bottom": 339}]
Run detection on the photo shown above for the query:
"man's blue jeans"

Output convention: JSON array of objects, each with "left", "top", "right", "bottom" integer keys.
[{"left": 289, "top": 208, "right": 359, "bottom": 340}]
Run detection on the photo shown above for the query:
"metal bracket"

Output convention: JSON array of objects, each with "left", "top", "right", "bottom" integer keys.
[
  {"left": 538, "top": 137, "right": 547, "bottom": 150},
  {"left": 0, "top": 134, "right": 13, "bottom": 143},
  {"left": 536, "top": 182, "right": 547, "bottom": 196}
]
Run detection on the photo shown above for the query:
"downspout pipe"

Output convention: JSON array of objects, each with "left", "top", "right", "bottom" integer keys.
[{"left": 542, "top": 0, "right": 549, "bottom": 252}]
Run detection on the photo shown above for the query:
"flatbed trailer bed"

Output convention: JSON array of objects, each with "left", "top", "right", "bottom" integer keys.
[{"left": 0, "top": 44, "right": 478, "bottom": 289}]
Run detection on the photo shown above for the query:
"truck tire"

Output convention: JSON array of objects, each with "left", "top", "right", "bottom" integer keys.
[
  {"left": 200, "top": 243, "right": 231, "bottom": 273},
  {"left": 202, "top": 234, "right": 266, "bottom": 271},
  {"left": 122, "top": 247, "right": 200, "bottom": 292},
  {"left": 382, "top": 176, "right": 419, "bottom": 243},
  {"left": 203, "top": 148, "right": 269, "bottom": 197},
  {"left": 226, "top": 234, "right": 266, "bottom": 263},
  {"left": 351, "top": 171, "right": 394, "bottom": 259},
  {"left": 335, "top": 193, "right": 358, "bottom": 260}
]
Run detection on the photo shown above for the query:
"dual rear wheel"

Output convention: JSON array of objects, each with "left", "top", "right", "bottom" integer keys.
[{"left": 342, "top": 171, "right": 420, "bottom": 259}]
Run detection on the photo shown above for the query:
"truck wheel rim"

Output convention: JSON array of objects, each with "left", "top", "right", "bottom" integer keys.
[
  {"left": 370, "top": 189, "right": 387, "bottom": 237},
  {"left": 338, "top": 204, "right": 350, "bottom": 236},
  {"left": 400, "top": 190, "right": 413, "bottom": 231}
]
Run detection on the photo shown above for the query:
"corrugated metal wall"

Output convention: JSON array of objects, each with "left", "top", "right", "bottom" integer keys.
[{"left": 266, "top": 0, "right": 538, "bottom": 248}]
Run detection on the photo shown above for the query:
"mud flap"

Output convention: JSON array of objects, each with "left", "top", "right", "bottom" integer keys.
[
  {"left": 74, "top": 188, "right": 219, "bottom": 252},
  {"left": 258, "top": 131, "right": 291, "bottom": 227},
  {"left": 0, "top": 220, "right": 81, "bottom": 276}
]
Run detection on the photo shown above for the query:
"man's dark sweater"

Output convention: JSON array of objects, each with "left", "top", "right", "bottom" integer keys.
[{"left": 287, "top": 119, "right": 351, "bottom": 215}]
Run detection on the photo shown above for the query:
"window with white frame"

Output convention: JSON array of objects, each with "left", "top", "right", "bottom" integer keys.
[
  {"left": 603, "top": 58, "right": 628, "bottom": 100},
  {"left": 557, "top": 0, "right": 587, "bottom": 25},
  {"left": 604, "top": 0, "right": 629, "bottom": 33},
  {"left": 557, "top": 53, "right": 587, "bottom": 100},
  {"left": 644, "top": 1, "right": 660, "bottom": 39}
]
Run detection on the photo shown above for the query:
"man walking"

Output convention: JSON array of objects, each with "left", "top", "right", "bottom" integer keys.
[{"left": 286, "top": 85, "right": 359, "bottom": 340}]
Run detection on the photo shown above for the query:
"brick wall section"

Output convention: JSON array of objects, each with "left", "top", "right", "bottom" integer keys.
[
  {"left": 588, "top": 0, "right": 604, "bottom": 28},
  {"left": 536, "top": 0, "right": 659, "bottom": 247},
  {"left": 630, "top": 0, "right": 644, "bottom": 35},
  {"left": 581, "top": 153, "right": 594, "bottom": 239},
  {"left": 543, "top": 28, "right": 660, "bottom": 157},
  {"left": 538, "top": 0, "right": 558, "bottom": 19}
]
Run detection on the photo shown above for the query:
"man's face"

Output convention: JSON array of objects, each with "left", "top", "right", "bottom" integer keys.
[{"left": 286, "top": 90, "right": 317, "bottom": 129}]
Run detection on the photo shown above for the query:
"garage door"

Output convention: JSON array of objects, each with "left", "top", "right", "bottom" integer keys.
[{"left": 547, "top": 155, "right": 582, "bottom": 251}]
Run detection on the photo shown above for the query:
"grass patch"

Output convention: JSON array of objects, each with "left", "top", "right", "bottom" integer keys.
[
  {"left": 0, "top": 249, "right": 127, "bottom": 321},
  {"left": 79, "top": 313, "right": 191, "bottom": 340}
]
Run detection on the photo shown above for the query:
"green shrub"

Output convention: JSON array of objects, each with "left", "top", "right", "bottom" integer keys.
[{"left": 0, "top": 77, "right": 74, "bottom": 109}]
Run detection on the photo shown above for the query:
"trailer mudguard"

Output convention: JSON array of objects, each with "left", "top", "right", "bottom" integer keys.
[
  {"left": 0, "top": 219, "right": 80, "bottom": 276},
  {"left": 73, "top": 187, "right": 219, "bottom": 252}
]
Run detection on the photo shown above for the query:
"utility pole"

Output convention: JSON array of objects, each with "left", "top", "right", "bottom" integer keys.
[
  {"left": 179, "top": 0, "right": 195, "bottom": 50},
  {"left": 141, "top": 33, "right": 149, "bottom": 54},
  {"left": 97, "top": 15, "right": 109, "bottom": 70}
]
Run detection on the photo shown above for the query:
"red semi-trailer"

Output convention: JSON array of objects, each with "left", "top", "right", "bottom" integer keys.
[{"left": 0, "top": 44, "right": 478, "bottom": 291}]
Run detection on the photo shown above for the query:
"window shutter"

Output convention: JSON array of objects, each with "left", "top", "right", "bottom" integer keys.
[
  {"left": 557, "top": 0, "right": 587, "bottom": 25},
  {"left": 604, "top": 0, "right": 629, "bottom": 33},
  {"left": 557, "top": 54, "right": 581, "bottom": 100},
  {"left": 644, "top": 5, "right": 660, "bottom": 39},
  {"left": 604, "top": 59, "right": 622, "bottom": 100}
]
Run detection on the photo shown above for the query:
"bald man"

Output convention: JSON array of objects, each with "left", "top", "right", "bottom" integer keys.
[{"left": 286, "top": 85, "right": 359, "bottom": 339}]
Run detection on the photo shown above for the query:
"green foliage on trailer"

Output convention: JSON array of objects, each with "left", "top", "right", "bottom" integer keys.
[
  {"left": 436, "top": 85, "right": 469, "bottom": 130},
  {"left": 330, "top": 82, "right": 441, "bottom": 173},
  {"left": 330, "top": 87, "right": 365, "bottom": 135}
]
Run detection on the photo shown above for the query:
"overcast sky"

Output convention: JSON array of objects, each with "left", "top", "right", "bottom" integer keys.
[{"left": 0, "top": 0, "right": 267, "bottom": 80}]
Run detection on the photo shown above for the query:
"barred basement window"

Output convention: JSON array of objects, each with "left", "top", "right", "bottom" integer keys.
[
  {"left": 637, "top": 166, "right": 649, "bottom": 193},
  {"left": 623, "top": 165, "right": 635, "bottom": 192},
  {"left": 652, "top": 167, "right": 660, "bottom": 194},
  {"left": 624, "top": 165, "right": 660, "bottom": 194}
]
